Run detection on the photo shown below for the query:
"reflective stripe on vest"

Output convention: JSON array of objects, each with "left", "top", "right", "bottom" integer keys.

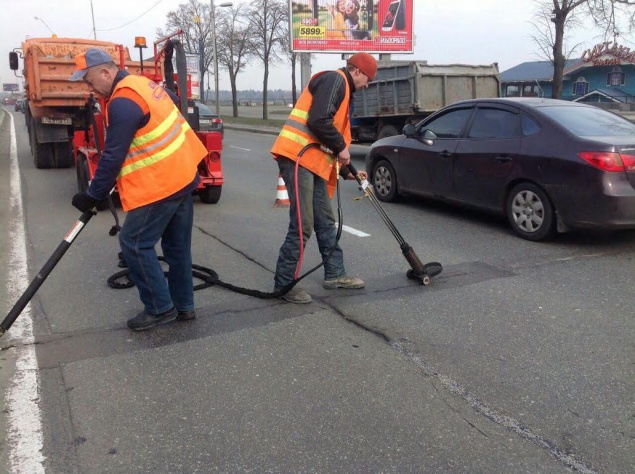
[{"left": 118, "top": 107, "right": 188, "bottom": 178}]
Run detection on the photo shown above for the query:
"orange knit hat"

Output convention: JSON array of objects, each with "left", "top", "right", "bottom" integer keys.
[{"left": 347, "top": 52, "right": 377, "bottom": 81}]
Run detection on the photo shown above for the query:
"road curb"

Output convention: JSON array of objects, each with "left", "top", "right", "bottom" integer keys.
[{"left": 223, "top": 124, "right": 280, "bottom": 136}]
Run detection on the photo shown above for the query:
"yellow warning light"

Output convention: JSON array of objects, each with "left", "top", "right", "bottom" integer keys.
[{"left": 134, "top": 36, "right": 147, "bottom": 48}]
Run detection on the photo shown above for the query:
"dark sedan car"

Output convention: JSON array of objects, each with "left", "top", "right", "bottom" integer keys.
[
  {"left": 365, "top": 98, "right": 635, "bottom": 241},
  {"left": 194, "top": 101, "right": 223, "bottom": 137}
]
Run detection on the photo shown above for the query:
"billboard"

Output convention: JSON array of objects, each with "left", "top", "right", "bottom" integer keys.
[
  {"left": 3, "top": 83, "right": 19, "bottom": 92},
  {"left": 290, "top": 0, "right": 414, "bottom": 53}
]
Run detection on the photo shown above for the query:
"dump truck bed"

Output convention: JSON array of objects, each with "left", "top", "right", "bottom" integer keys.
[
  {"left": 353, "top": 61, "right": 501, "bottom": 119},
  {"left": 22, "top": 37, "right": 159, "bottom": 109}
]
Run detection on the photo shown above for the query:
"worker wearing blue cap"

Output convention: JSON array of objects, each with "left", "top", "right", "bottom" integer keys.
[{"left": 70, "top": 48, "right": 208, "bottom": 331}]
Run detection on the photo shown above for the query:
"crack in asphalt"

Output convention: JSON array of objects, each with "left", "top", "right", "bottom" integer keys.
[{"left": 336, "top": 310, "right": 599, "bottom": 474}]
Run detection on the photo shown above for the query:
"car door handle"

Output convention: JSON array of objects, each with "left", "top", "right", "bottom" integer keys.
[
  {"left": 495, "top": 156, "right": 512, "bottom": 163},
  {"left": 439, "top": 151, "right": 453, "bottom": 158}
]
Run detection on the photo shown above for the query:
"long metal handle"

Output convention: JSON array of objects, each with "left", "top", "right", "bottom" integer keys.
[{"left": 0, "top": 210, "right": 95, "bottom": 337}]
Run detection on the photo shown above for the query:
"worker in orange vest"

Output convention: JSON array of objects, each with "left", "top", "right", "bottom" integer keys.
[
  {"left": 270, "top": 52, "right": 377, "bottom": 304},
  {"left": 69, "top": 48, "right": 207, "bottom": 330}
]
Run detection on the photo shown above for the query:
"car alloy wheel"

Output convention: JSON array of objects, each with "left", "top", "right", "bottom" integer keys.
[
  {"left": 372, "top": 159, "right": 398, "bottom": 202},
  {"left": 507, "top": 182, "right": 555, "bottom": 241}
]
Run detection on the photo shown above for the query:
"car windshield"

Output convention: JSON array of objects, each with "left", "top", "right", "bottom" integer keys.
[
  {"left": 195, "top": 103, "right": 217, "bottom": 116},
  {"left": 538, "top": 105, "right": 635, "bottom": 137}
]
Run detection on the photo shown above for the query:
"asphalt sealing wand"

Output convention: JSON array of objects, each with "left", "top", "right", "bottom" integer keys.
[{"left": 1, "top": 210, "right": 96, "bottom": 337}]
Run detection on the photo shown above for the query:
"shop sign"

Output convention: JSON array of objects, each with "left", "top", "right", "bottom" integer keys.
[{"left": 581, "top": 41, "right": 635, "bottom": 65}]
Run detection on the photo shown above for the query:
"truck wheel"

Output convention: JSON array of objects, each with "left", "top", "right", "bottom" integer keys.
[
  {"left": 372, "top": 159, "right": 399, "bottom": 202},
  {"left": 53, "top": 141, "right": 73, "bottom": 168},
  {"left": 30, "top": 119, "right": 53, "bottom": 169},
  {"left": 506, "top": 182, "right": 556, "bottom": 241},
  {"left": 377, "top": 125, "right": 399, "bottom": 140},
  {"left": 199, "top": 186, "right": 222, "bottom": 204}
]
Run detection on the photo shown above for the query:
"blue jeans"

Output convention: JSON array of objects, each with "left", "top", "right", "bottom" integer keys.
[
  {"left": 274, "top": 156, "right": 345, "bottom": 288},
  {"left": 119, "top": 194, "right": 194, "bottom": 315}
]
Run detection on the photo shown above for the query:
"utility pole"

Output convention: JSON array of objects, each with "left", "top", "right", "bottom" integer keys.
[{"left": 90, "top": 0, "right": 97, "bottom": 39}]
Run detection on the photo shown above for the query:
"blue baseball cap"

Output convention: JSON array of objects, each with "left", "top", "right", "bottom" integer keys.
[{"left": 70, "top": 49, "right": 114, "bottom": 81}]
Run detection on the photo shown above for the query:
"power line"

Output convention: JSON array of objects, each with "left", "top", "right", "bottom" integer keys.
[{"left": 96, "top": 0, "right": 164, "bottom": 32}]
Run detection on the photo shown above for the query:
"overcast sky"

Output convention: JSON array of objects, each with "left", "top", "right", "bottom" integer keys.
[{"left": 0, "top": 0, "right": 612, "bottom": 92}]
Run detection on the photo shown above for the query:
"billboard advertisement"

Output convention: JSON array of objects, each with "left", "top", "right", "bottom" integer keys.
[
  {"left": 3, "top": 83, "right": 19, "bottom": 92},
  {"left": 290, "top": 0, "right": 414, "bottom": 53}
]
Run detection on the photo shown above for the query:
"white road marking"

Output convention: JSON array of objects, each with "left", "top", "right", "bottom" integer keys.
[
  {"left": 5, "top": 112, "right": 46, "bottom": 473},
  {"left": 229, "top": 145, "right": 251, "bottom": 151},
  {"left": 341, "top": 225, "right": 371, "bottom": 237}
]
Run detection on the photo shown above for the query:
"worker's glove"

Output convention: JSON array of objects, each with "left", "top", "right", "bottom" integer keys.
[{"left": 72, "top": 192, "right": 100, "bottom": 213}]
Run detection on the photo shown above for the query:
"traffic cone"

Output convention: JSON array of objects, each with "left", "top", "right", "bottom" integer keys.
[{"left": 274, "top": 173, "right": 290, "bottom": 207}]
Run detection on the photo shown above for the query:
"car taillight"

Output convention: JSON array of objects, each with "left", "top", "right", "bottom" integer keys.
[
  {"left": 621, "top": 153, "right": 635, "bottom": 171},
  {"left": 209, "top": 151, "right": 221, "bottom": 162},
  {"left": 211, "top": 118, "right": 222, "bottom": 124},
  {"left": 578, "top": 152, "right": 625, "bottom": 172}
]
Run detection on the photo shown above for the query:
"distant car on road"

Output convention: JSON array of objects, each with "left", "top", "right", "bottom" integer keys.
[
  {"left": 14, "top": 98, "right": 25, "bottom": 112},
  {"left": 365, "top": 98, "right": 635, "bottom": 241},
  {"left": 194, "top": 101, "right": 223, "bottom": 137}
]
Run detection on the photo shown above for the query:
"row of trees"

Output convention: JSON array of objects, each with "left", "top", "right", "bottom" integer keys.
[
  {"left": 156, "top": 0, "right": 290, "bottom": 119},
  {"left": 156, "top": 0, "right": 635, "bottom": 119}
]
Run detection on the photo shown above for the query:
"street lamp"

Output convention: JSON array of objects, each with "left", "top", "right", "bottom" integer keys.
[
  {"left": 34, "top": 16, "right": 56, "bottom": 37},
  {"left": 211, "top": 1, "right": 233, "bottom": 114}
]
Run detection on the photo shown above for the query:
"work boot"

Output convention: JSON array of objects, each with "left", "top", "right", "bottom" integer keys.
[
  {"left": 177, "top": 310, "right": 196, "bottom": 321},
  {"left": 276, "top": 286, "right": 312, "bottom": 304},
  {"left": 127, "top": 307, "right": 177, "bottom": 331},
  {"left": 323, "top": 276, "right": 365, "bottom": 290}
]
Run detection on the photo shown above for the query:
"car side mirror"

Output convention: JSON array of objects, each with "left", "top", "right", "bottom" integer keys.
[
  {"left": 421, "top": 129, "right": 437, "bottom": 146},
  {"left": 403, "top": 123, "right": 416, "bottom": 137},
  {"left": 9, "top": 52, "right": 18, "bottom": 71}
]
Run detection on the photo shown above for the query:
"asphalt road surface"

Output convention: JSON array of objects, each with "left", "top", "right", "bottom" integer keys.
[{"left": 1, "top": 107, "right": 633, "bottom": 473}]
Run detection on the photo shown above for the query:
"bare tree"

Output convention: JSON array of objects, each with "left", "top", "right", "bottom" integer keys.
[
  {"left": 157, "top": 0, "right": 213, "bottom": 96},
  {"left": 532, "top": 0, "right": 635, "bottom": 99},
  {"left": 216, "top": 5, "right": 255, "bottom": 117},
  {"left": 530, "top": 2, "right": 583, "bottom": 63},
  {"left": 247, "top": 0, "right": 289, "bottom": 119}
]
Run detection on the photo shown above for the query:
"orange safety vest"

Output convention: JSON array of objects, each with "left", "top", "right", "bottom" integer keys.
[
  {"left": 106, "top": 75, "right": 208, "bottom": 211},
  {"left": 270, "top": 69, "right": 351, "bottom": 197}
]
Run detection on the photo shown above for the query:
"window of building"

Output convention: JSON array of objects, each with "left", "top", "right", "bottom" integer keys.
[
  {"left": 572, "top": 77, "right": 588, "bottom": 96},
  {"left": 607, "top": 67, "right": 625, "bottom": 87},
  {"left": 505, "top": 84, "right": 520, "bottom": 97},
  {"left": 523, "top": 84, "right": 538, "bottom": 97}
]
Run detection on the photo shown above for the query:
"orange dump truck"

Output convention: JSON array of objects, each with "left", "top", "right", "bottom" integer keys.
[
  {"left": 10, "top": 34, "right": 224, "bottom": 204},
  {"left": 9, "top": 37, "right": 150, "bottom": 169}
]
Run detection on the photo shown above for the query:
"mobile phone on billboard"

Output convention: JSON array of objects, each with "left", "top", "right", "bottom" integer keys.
[
  {"left": 395, "top": 0, "right": 406, "bottom": 30},
  {"left": 381, "top": 0, "right": 402, "bottom": 32}
]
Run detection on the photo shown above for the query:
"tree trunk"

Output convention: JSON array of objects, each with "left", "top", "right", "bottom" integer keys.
[
  {"left": 551, "top": 14, "right": 567, "bottom": 99},
  {"left": 230, "top": 70, "right": 238, "bottom": 117},
  {"left": 262, "top": 62, "right": 269, "bottom": 120}
]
